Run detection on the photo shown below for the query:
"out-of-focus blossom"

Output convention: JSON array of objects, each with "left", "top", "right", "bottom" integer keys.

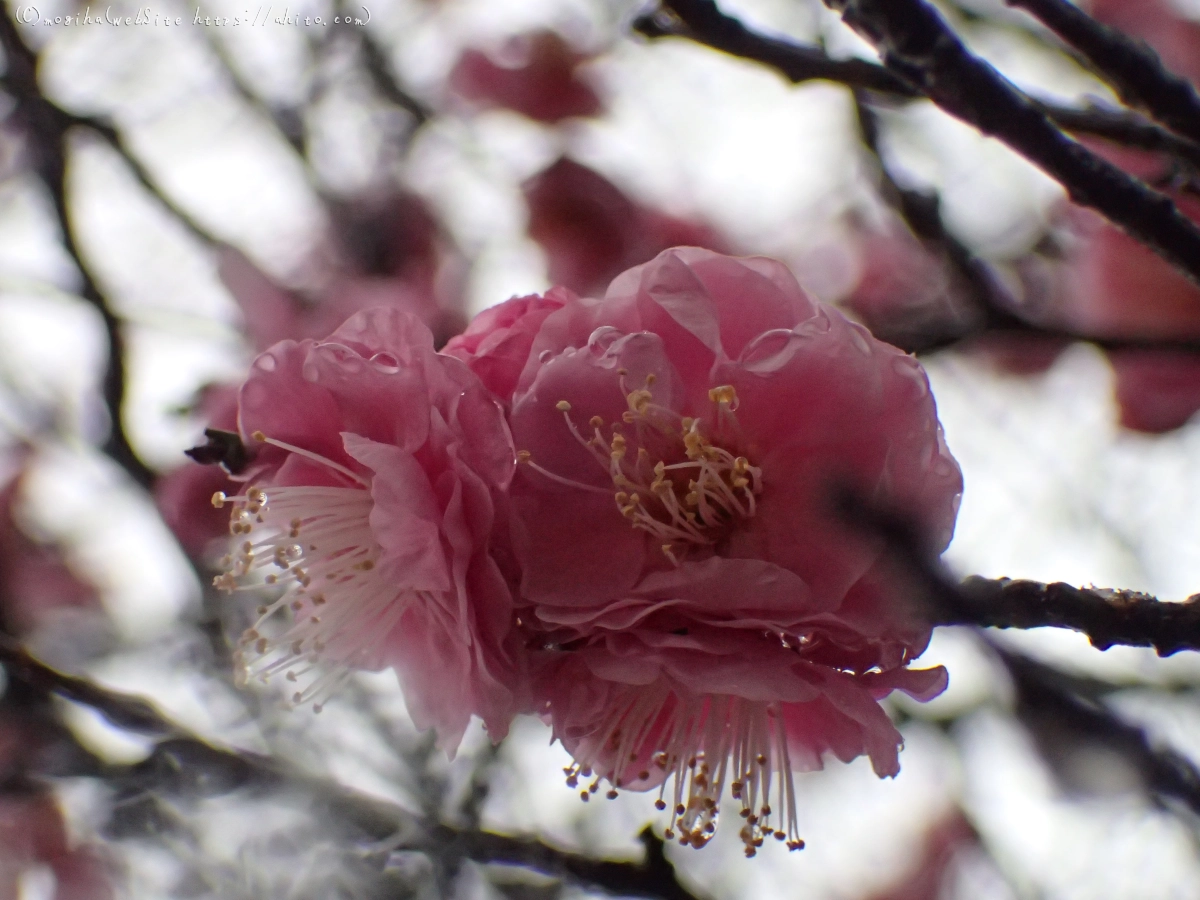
[
  {"left": 841, "top": 224, "right": 973, "bottom": 348},
  {"left": 1048, "top": 145, "right": 1200, "bottom": 433},
  {"left": 1088, "top": 0, "right": 1200, "bottom": 85},
  {"left": 1109, "top": 350, "right": 1200, "bottom": 432},
  {"left": 454, "top": 248, "right": 961, "bottom": 853},
  {"left": 524, "top": 158, "right": 730, "bottom": 297},
  {"left": 213, "top": 309, "right": 519, "bottom": 751},
  {"left": 0, "top": 792, "right": 113, "bottom": 900},
  {"left": 448, "top": 30, "right": 603, "bottom": 124},
  {"left": 863, "top": 808, "right": 978, "bottom": 900},
  {"left": 223, "top": 190, "right": 468, "bottom": 353},
  {"left": 0, "top": 456, "right": 100, "bottom": 637}
]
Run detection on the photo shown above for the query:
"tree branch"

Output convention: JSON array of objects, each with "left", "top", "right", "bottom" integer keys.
[
  {"left": 0, "top": 637, "right": 707, "bottom": 900},
  {"left": 1005, "top": 0, "right": 1200, "bottom": 147},
  {"left": 821, "top": 0, "right": 1200, "bottom": 286},
  {"left": 633, "top": 0, "right": 1200, "bottom": 171},
  {"left": 634, "top": 0, "right": 1200, "bottom": 288},
  {"left": 948, "top": 578, "right": 1200, "bottom": 657},
  {"left": 0, "top": 10, "right": 154, "bottom": 488},
  {"left": 996, "top": 644, "right": 1200, "bottom": 817}
]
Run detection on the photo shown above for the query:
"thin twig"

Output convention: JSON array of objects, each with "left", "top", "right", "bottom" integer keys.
[
  {"left": 1005, "top": 0, "right": 1200, "bottom": 147},
  {"left": 0, "top": 10, "right": 154, "bottom": 488}
]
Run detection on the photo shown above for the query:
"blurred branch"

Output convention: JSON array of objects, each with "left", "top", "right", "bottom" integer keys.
[
  {"left": 0, "top": 11, "right": 155, "bottom": 488},
  {"left": 65, "top": 113, "right": 215, "bottom": 248},
  {"left": 997, "top": 644, "right": 1200, "bottom": 817},
  {"left": 851, "top": 92, "right": 1022, "bottom": 346},
  {"left": 1005, "top": 0, "right": 1200, "bottom": 147},
  {"left": 0, "top": 636, "right": 707, "bottom": 900}
]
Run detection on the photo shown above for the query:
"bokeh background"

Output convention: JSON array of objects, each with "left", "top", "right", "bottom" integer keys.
[{"left": 3, "top": 0, "right": 1200, "bottom": 897}]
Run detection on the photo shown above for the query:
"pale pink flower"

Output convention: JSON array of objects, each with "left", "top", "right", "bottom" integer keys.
[
  {"left": 213, "top": 308, "right": 519, "bottom": 750},
  {"left": 456, "top": 248, "right": 962, "bottom": 853}
]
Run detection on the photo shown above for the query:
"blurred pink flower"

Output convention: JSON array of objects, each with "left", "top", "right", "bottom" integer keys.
[
  {"left": 524, "top": 158, "right": 731, "bottom": 297},
  {"left": 863, "top": 808, "right": 978, "bottom": 900},
  {"left": 1109, "top": 350, "right": 1200, "bottom": 432},
  {"left": 0, "top": 457, "right": 100, "bottom": 637},
  {"left": 1048, "top": 148, "right": 1200, "bottom": 433},
  {"left": 214, "top": 308, "right": 520, "bottom": 750},
  {"left": 222, "top": 190, "right": 467, "bottom": 353},
  {"left": 0, "top": 793, "right": 113, "bottom": 900},
  {"left": 448, "top": 29, "right": 603, "bottom": 124},
  {"left": 456, "top": 248, "right": 961, "bottom": 852}
]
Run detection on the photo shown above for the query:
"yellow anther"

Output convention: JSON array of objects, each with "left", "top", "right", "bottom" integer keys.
[
  {"left": 556, "top": 400, "right": 572, "bottom": 412},
  {"left": 708, "top": 384, "right": 738, "bottom": 406},
  {"left": 211, "top": 491, "right": 227, "bottom": 508},
  {"left": 252, "top": 430, "right": 267, "bottom": 442},
  {"left": 627, "top": 389, "right": 653, "bottom": 415},
  {"left": 516, "top": 450, "right": 532, "bottom": 463},
  {"left": 589, "top": 416, "right": 604, "bottom": 428}
]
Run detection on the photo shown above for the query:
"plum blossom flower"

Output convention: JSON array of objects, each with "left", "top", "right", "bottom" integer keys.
[
  {"left": 453, "top": 248, "right": 962, "bottom": 853},
  {"left": 212, "top": 308, "right": 519, "bottom": 750}
]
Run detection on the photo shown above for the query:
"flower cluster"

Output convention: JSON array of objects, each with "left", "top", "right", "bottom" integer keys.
[{"left": 207, "top": 248, "right": 962, "bottom": 852}]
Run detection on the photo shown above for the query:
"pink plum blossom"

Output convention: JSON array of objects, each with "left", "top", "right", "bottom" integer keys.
[
  {"left": 454, "top": 248, "right": 962, "bottom": 853},
  {"left": 213, "top": 308, "right": 520, "bottom": 751}
]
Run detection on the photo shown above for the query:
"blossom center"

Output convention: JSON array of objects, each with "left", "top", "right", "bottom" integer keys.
[
  {"left": 212, "top": 434, "right": 410, "bottom": 712},
  {"left": 520, "top": 376, "right": 762, "bottom": 563}
]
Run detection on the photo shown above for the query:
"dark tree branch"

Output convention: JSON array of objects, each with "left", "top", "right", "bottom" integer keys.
[
  {"left": 836, "top": 492, "right": 1200, "bottom": 656},
  {"left": 1005, "top": 0, "right": 1200, "bottom": 148},
  {"left": 821, "top": 0, "right": 1200, "bottom": 285},
  {"left": 633, "top": 0, "right": 916, "bottom": 96},
  {"left": 0, "top": 11, "right": 154, "bottom": 488},
  {"left": 0, "top": 637, "right": 707, "bottom": 900},
  {"left": 996, "top": 645, "right": 1200, "bottom": 817},
  {"left": 633, "top": 0, "right": 1200, "bottom": 171},
  {"left": 634, "top": 0, "right": 1200, "bottom": 288},
  {"left": 948, "top": 578, "right": 1200, "bottom": 657}
]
